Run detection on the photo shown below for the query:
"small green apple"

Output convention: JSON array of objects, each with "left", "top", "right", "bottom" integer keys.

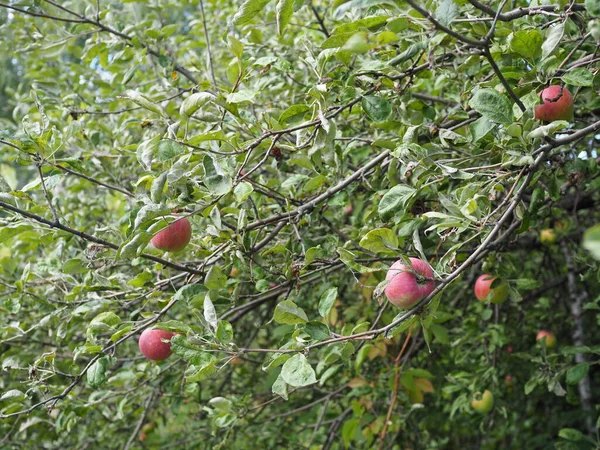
[
  {"left": 471, "top": 390, "right": 494, "bottom": 414},
  {"left": 540, "top": 228, "right": 557, "bottom": 245}
]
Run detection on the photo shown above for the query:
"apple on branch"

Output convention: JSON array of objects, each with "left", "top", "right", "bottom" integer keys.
[
  {"left": 471, "top": 390, "right": 494, "bottom": 414},
  {"left": 139, "top": 328, "right": 175, "bottom": 361},
  {"left": 540, "top": 228, "right": 557, "bottom": 246},
  {"left": 536, "top": 330, "right": 557, "bottom": 349},
  {"left": 384, "top": 257, "right": 436, "bottom": 309},
  {"left": 474, "top": 274, "right": 508, "bottom": 304},
  {"left": 534, "top": 85, "right": 574, "bottom": 122},
  {"left": 150, "top": 217, "right": 192, "bottom": 252}
]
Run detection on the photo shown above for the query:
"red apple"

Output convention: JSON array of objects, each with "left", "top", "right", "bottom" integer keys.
[
  {"left": 150, "top": 217, "right": 192, "bottom": 252},
  {"left": 536, "top": 330, "right": 556, "bottom": 349},
  {"left": 385, "top": 258, "right": 436, "bottom": 309},
  {"left": 506, "top": 346, "right": 513, "bottom": 354},
  {"left": 474, "top": 274, "right": 508, "bottom": 304},
  {"left": 344, "top": 204, "right": 354, "bottom": 215},
  {"left": 471, "top": 390, "right": 494, "bottom": 414},
  {"left": 534, "top": 85, "right": 574, "bottom": 122},
  {"left": 139, "top": 328, "right": 174, "bottom": 361}
]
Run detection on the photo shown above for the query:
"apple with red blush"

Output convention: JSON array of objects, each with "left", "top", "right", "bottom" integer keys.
[{"left": 384, "top": 258, "right": 436, "bottom": 309}]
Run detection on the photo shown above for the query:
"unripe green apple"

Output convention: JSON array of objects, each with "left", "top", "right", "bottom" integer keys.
[
  {"left": 536, "top": 330, "right": 557, "bottom": 348},
  {"left": 150, "top": 217, "right": 192, "bottom": 252},
  {"left": 540, "top": 228, "right": 557, "bottom": 245},
  {"left": 474, "top": 274, "right": 508, "bottom": 304},
  {"left": 471, "top": 390, "right": 494, "bottom": 414},
  {"left": 534, "top": 86, "right": 574, "bottom": 122}
]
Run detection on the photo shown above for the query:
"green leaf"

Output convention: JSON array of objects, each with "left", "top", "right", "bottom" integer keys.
[
  {"left": 337, "top": 247, "right": 380, "bottom": 273},
  {"left": 586, "top": 0, "right": 600, "bottom": 17},
  {"left": 122, "top": 90, "right": 165, "bottom": 116},
  {"left": 470, "top": 117, "right": 496, "bottom": 142},
  {"left": 203, "top": 154, "right": 232, "bottom": 195},
  {"left": 361, "top": 95, "right": 392, "bottom": 122},
  {"left": 435, "top": 0, "right": 459, "bottom": 27},
  {"left": 321, "top": 31, "right": 355, "bottom": 49},
  {"left": 87, "top": 357, "right": 109, "bottom": 389},
  {"left": 359, "top": 228, "right": 398, "bottom": 253},
  {"left": 509, "top": 29, "right": 543, "bottom": 60},
  {"left": 566, "top": 363, "right": 589, "bottom": 385},
  {"left": 318, "top": 287, "right": 338, "bottom": 317},
  {"left": 205, "top": 266, "right": 227, "bottom": 290},
  {"left": 388, "top": 41, "right": 426, "bottom": 66},
  {"left": 274, "top": 300, "right": 309, "bottom": 324},
  {"left": 524, "top": 376, "right": 539, "bottom": 395},
  {"left": 541, "top": 23, "right": 564, "bottom": 60},
  {"left": 232, "top": 0, "right": 271, "bottom": 25},
  {"left": 583, "top": 224, "right": 600, "bottom": 260},
  {"left": 171, "top": 335, "right": 208, "bottom": 362},
  {"left": 378, "top": 185, "right": 416, "bottom": 219},
  {"left": 185, "top": 353, "right": 217, "bottom": 382},
  {"left": 468, "top": 89, "right": 513, "bottom": 125},
  {"left": 179, "top": 92, "right": 214, "bottom": 117},
  {"left": 276, "top": 0, "right": 294, "bottom": 35},
  {"left": 562, "top": 68, "right": 594, "bottom": 87},
  {"left": 204, "top": 294, "right": 218, "bottom": 331},
  {"left": 150, "top": 172, "right": 168, "bottom": 203},
  {"left": 281, "top": 354, "right": 316, "bottom": 387},
  {"left": 303, "top": 322, "right": 330, "bottom": 340},
  {"left": 272, "top": 373, "right": 289, "bottom": 400},
  {"left": 279, "top": 104, "right": 310, "bottom": 123},
  {"left": 305, "top": 245, "right": 325, "bottom": 266},
  {"left": 558, "top": 428, "right": 585, "bottom": 441},
  {"left": 514, "top": 279, "right": 543, "bottom": 290},
  {"left": 187, "top": 131, "right": 226, "bottom": 145},
  {"left": 134, "top": 204, "right": 170, "bottom": 229},
  {"left": 216, "top": 321, "right": 234, "bottom": 344},
  {"left": 227, "top": 89, "right": 258, "bottom": 104},
  {"left": 234, "top": 181, "right": 254, "bottom": 202}
]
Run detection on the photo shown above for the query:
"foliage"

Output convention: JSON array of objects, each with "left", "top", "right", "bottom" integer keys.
[{"left": 0, "top": 0, "right": 599, "bottom": 449}]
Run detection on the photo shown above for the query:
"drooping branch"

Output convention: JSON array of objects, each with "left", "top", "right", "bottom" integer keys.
[{"left": 0, "top": 201, "right": 204, "bottom": 276}]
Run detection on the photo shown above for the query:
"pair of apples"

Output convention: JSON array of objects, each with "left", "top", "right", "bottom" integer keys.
[{"left": 383, "top": 258, "right": 507, "bottom": 308}]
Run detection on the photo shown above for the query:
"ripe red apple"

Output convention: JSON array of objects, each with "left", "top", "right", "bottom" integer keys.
[
  {"left": 534, "top": 85, "right": 574, "bottom": 122},
  {"left": 506, "top": 345, "right": 513, "bottom": 354},
  {"left": 344, "top": 204, "right": 354, "bottom": 215},
  {"left": 536, "top": 330, "right": 557, "bottom": 348},
  {"left": 474, "top": 274, "right": 508, "bottom": 304},
  {"left": 471, "top": 390, "right": 494, "bottom": 414},
  {"left": 540, "top": 228, "right": 557, "bottom": 246},
  {"left": 150, "top": 217, "right": 192, "bottom": 252},
  {"left": 139, "top": 328, "right": 174, "bottom": 361},
  {"left": 504, "top": 375, "right": 513, "bottom": 387},
  {"left": 385, "top": 258, "right": 436, "bottom": 309}
]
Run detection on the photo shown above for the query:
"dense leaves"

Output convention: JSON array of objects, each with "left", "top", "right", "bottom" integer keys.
[{"left": 0, "top": 1, "right": 599, "bottom": 449}]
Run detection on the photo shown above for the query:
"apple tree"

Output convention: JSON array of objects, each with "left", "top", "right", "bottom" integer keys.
[{"left": 1, "top": 0, "right": 600, "bottom": 448}]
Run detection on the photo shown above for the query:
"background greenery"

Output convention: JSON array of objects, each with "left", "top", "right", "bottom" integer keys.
[{"left": 0, "top": 0, "right": 599, "bottom": 448}]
